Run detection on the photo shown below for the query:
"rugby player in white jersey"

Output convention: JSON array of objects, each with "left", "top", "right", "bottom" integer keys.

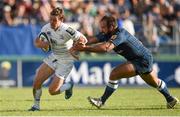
[{"left": 28, "top": 7, "right": 87, "bottom": 111}]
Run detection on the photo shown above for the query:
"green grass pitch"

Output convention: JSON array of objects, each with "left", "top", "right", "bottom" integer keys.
[{"left": 0, "top": 87, "right": 180, "bottom": 116}]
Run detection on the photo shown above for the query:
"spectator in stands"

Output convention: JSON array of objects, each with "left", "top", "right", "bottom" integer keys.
[
  {"left": 158, "top": 0, "right": 170, "bottom": 17},
  {"left": 96, "top": 0, "right": 114, "bottom": 12},
  {"left": 93, "top": 5, "right": 107, "bottom": 35},
  {"left": 0, "top": 0, "right": 179, "bottom": 54},
  {"left": 162, "top": 5, "right": 177, "bottom": 38},
  {"left": 38, "top": 0, "right": 52, "bottom": 23},
  {"left": 65, "top": 1, "right": 81, "bottom": 22},
  {"left": 78, "top": 2, "right": 94, "bottom": 37},
  {"left": 14, "top": 0, "right": 32, "bottom": 25},
  {"left": 131, "top": 0, "right": 145, "bottom": 21},
  {"left": 143, "top": 13, "right": 159, "bottom": 53},
  {"left": 171, "top": 0, "right": 180, "bottom": 21},
  {"left": 0, "top": 1, "right": 4, "bottom": 22},
  {"left": 116, "top": 0, "right": 132, "bottom": 14},
  {"left": 2, "top": 5, "right": 14, "bottom": 26},
  {"left": 148, "top": 4, "right": 171, "bottom": 45},
  {"left": 118, "top": 8, "right": 135, "bottom": 36},
  {"left": 49, "top": 0, "right": 62, "bottom": 9},
  {"left": 2, "top": 0, "right": 17, "bottom": 26}
]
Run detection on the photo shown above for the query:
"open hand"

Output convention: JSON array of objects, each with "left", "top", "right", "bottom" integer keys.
[{"left": 73, "top": 42, "right": 86, "bottom": 51}]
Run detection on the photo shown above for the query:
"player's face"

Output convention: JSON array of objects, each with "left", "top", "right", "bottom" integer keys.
[
  {"left": 50, "top": 15, "right": 61, "bottom": 30},
  {"left": 99, "top": 20, "right": 109, "bottom": 34}
]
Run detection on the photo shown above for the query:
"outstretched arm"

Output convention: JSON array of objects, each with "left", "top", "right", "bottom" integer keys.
[
  {"left": 74, "top": 41, "right": 115, "bottom": 53},
  {"left": 73, "top": 35, "right": 87, "bottom": 46},
  {"left": 73, "top": 36, "right": 100, "bottom": 46},
  {"left": 69, "top": 34, "right": 88, "bottom": 60},
  {"left": 86, "top": 37, "right": 99, "bottom": 45}
]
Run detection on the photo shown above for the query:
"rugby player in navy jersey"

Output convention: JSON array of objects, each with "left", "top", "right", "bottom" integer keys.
[{"left": 72, "top": 15, "right": 179, "bottom": 109}]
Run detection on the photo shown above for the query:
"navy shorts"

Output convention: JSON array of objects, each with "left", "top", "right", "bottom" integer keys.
[{"left": 131, "top": 54, "right": 153, "bottom": 75}]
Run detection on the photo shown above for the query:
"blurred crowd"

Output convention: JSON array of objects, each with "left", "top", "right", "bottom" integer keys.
[{"left": 0, "top": 0, "right": 180, "bottom": 53}]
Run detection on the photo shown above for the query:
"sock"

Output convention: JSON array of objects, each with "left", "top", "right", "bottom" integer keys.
[
  {"left": 101, "top": 80, "right": 118, "bottom": 104},
  {"left": 33, "top": 88, "right": 42, "bottom": 108},
  {"left": 157, "top": 80, "right": 174, "bottom": 102},
  {"left": 59, "top": 82, "right": 71, "bottom": 93}
]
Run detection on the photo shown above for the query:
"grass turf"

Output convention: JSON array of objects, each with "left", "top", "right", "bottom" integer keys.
[{"left": 0, "top": 87, "right": 180, "bottom": 116}]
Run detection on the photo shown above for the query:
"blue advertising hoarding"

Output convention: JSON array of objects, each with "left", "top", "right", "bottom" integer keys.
[{"left": 1, "top": 60, "right": 179, "bottom": 87}]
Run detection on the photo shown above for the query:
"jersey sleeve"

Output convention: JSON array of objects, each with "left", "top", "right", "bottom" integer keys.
[
  {"left": 110, "top": 34, "right": 124, "bottom": 47},
  {"left": 95, "top": 33, "right": 109, "bottom": 42},
  {"left": 64, "top": 27, "right": 82, "bottom": 41},
  {"left": 76, "top": 31, "right": 88, "bottom": 43}
]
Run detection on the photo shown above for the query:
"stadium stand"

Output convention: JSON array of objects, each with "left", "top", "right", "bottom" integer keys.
[{"left": 0, "top": 0, "right": 179, "bottom": 55}]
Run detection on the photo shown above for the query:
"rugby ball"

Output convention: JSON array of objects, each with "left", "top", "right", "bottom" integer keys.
[{"left": 39, "top": 32, "right": 51, "bottom": 52}]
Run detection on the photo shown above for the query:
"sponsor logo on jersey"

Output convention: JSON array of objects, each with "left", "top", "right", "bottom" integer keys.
[
  {"left": 47, "top": 31, "right": 51, "bottom": 36},
  {"left": 110, "top": 35, "right": 117, "bottom": 40}
]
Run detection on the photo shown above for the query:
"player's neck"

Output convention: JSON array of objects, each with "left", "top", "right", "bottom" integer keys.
[
  {"left": 51, "top": 23, "right": 61, "bottom": 31},
  {"left": 53, "top": 27, "right": 59, "bottom": 31}
]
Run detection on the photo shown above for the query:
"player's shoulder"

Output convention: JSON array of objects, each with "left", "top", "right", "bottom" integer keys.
[
  {"left": 111, "top": 28, "right": 126, "bottom": 39},
  {"left": 41, "top": 23, "right": 51, "bottom": 31},
  {"left": 61, "top": 23, "right": 77, "bottom": 35},
  {"left": 61, "top": 23, "right": 75, "bottom": 31}
]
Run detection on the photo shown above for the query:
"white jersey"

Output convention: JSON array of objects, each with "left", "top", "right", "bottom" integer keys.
[{"left": 40, "top": 23, "right": 83, "bottom": 60}]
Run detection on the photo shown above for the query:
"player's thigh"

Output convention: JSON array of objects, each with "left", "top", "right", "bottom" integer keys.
[
  {"left": 110, "top": 61, "right": 136, "bottom": 80},
  {"left": 34, "top": 63, "right": 54, "bottom": 86},
  {"left": 49, "top": 76, "right": 64, "bottom": 94},
  {"left": 48, "top": 60, "right": 73, "bottom": 94},
  {"left": 140, "top": 69, "right": 159, "bottom": 88}
]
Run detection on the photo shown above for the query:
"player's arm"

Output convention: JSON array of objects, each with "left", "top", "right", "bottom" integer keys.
[
  {"left": 73, "top": 34, "right": 102, "bottom": 47},
  {"left": 34, "top": 25, "right": 50, "bottom": 49},
  {"left": 85, "top": 32, "right": 107, "bottom": 45},
  {"left": 34, "top": 37, "right": 50, "bottom": 49},
  {"left": 74, "top": 40, "right": 115, "bottom": 53},
  {"left": 86, "top": 36, "right": 99, "bottom": 45},
  {"left": 68, "top": 30, "right": 88, "bottom": 60},
  {"left": 73, "top": 34, "right": 88, "bottom": 46}
]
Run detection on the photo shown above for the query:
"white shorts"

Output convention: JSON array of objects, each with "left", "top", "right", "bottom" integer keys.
[{"left": 43, "top": 53, "right": 74, "bottom": 80}]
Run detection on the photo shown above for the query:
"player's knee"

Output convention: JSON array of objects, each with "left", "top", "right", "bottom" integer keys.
[
  {"left": 109, "top": 76, "right": 116, "bottom": 81},
  {"left": 33, "top": 79, "right": 42, "bottom": 89},
  {"left": 48, "top": 88, "right": 58, "bottom": 95},
  {"left": 48, "top": 89, "right": 56, "bottom": 95},
  {"left": 110, "top": 72, "right": 115, "bottom": 80},
  {"left": 110, "top": 72, "right": 119, "bottom": 81}
]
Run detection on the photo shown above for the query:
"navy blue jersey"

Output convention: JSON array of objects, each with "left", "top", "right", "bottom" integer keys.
[
  {"left": 96, "top": 28, "right": 151, "bottom": 61},
  {"left": 96, "top": 28, "right": 153, "bottom": 74}
]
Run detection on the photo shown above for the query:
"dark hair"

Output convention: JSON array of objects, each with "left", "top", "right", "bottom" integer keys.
[
  {"left": 100, "top": 15, "right": 117, "bottom": 28},
  {"left": 50, "top": 7, "right": 64, "bottom": 19}
]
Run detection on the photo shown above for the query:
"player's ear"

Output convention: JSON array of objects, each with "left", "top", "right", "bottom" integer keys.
[{"left": 59, "top": 15, "right": 64, "bottom": 21}]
